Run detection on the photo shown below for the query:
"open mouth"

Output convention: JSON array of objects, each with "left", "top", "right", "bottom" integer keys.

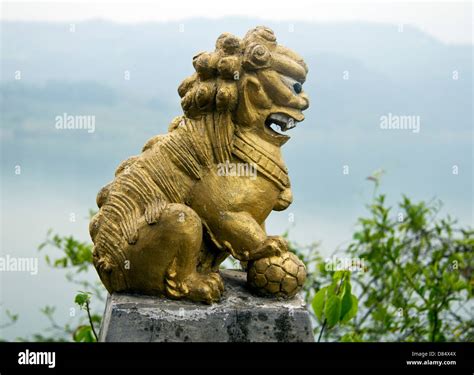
[{"left": 264, "top": 113, "right": 298, "bottom": 135}]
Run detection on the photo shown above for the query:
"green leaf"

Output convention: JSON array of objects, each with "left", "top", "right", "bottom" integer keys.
[
  {"left": 325, "top": 295, "right": 342, "bottom": 328},
  {"left": 453, "top": 280, "right": 466, "bottom": 291},
  {"left": 74, "top": 292, "right": 90, "bottom": 308},
  {"left": 73, "top": 325, "right": 95, "bottom": 342},
  {"left": 340, "top": 333, "right": 353, "bottom": 342},
  {"left": 340, "top": 333, "right": 362, "bottom": 342},
  {"left": 327, "top": 279, "right": 339, "bottom": 296},
  {"left": 341, "top": 295, "right": 358, "bottom": 323},
  {"left": 90, "top": 314, "right": 102, "bottom": 324},
  {"left": 387, "top": 237, "right": 394, "bottom": 250},
  {"left": 340, "top": 282, "right": 353, "bottom": 320},
  {"left": 312, "top": 287, "right": 327, "bottom": 321}
]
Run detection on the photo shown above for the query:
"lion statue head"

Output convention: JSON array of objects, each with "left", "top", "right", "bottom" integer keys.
[{"left": 176, "top": 26, "right": 309, "bottom": 153}]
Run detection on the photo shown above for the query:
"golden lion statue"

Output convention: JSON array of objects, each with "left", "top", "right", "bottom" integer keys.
[{"left": 89, "top": 26, "right": 310, "bottom": 303}]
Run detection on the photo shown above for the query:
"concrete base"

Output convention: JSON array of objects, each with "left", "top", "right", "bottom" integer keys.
[{"left": 99, "top": 270, "right": 314, "bottom": 342}]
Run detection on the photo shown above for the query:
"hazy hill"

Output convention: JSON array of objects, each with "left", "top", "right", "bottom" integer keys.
[{"left": 1, "top": 18, "right": 472, "bottom": 245}]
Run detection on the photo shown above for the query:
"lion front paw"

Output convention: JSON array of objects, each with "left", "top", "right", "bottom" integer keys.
[
  {"left": 243, "top": 236, "right": 289, "bottom": 261},
  {"left": 182, "top": 272, "right": 224, "bottom": 304}
]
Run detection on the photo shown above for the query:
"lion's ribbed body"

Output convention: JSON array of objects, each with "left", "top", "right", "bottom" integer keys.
[{"left": 90, "top": 116, "right": 218, "bottom": 291}]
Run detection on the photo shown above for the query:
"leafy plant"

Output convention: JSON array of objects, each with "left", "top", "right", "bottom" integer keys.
[
  {"left": 312, "top": 271, "right": 359, "bottom": 341},
  {"left": 39, "top": 229, "right": 94, "bottom": 273},
  {"left": 74, "top": 292, "right": 100, "bottom": 342},
  {"left": 0, "top": 210, "right": 106, "bottom": 342},
  {"left": 349, "top": 194, "right": 472, "bottom": 341},
  {"left": 314, "top": 192, "right": 473, "bottom": 342}
]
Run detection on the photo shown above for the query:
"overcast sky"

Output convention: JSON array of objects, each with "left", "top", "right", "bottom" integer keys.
[{"left": 1, "top": 0, "right": 472, "bottom": 44}]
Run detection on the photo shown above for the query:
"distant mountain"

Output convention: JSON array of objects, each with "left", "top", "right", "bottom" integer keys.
[{"left": 1, "top": 18, "right": 472, "bottom": 233}]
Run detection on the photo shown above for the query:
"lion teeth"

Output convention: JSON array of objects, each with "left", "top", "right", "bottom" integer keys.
[
  {"left": 269, "top": 113, "right": 288, "bottom": 124},
  {"left": 267, "top": 113, "right": 298, "bottom": 132},
  {"left": 269, "top": 123, "right": 280, "bottom": 132}
]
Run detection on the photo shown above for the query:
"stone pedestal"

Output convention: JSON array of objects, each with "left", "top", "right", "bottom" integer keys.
[{"left": 99, "top": 270, "right": 314, "bottom": 342}]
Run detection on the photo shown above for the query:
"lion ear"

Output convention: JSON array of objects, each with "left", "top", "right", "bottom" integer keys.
[
  {"left": 234, "top": 76, "right": 262, "bottom": 126},
  {"left": 243, "top": 75, "right": 262, "bottom": 93},
  {"left": 242, "top": 75, "right": 272, "bottom": 111}
]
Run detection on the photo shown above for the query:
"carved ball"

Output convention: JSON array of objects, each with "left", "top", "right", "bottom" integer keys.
[{"left": 247, "top": 252, "right": 306, "bottom": 298}]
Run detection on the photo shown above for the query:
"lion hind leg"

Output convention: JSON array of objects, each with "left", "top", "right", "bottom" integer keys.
[{"left": 124, "top": 203, "right": 224, "bottom": 303}]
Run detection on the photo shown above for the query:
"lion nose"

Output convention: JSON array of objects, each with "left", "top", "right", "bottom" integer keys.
[{"left": 298, "top": 93, "right": 309, "bottom": 111}]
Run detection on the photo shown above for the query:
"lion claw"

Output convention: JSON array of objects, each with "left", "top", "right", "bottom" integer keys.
[{"left": 183, "top": 272, "right": 224, "bottom": 304}]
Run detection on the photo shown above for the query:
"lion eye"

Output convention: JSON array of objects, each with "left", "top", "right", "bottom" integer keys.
[
  {"left": 281, "top": 75, "right": 303, "bottom": 95},
  {"left": 293, "top": 82, "right": 302, "bottom": 94}
]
